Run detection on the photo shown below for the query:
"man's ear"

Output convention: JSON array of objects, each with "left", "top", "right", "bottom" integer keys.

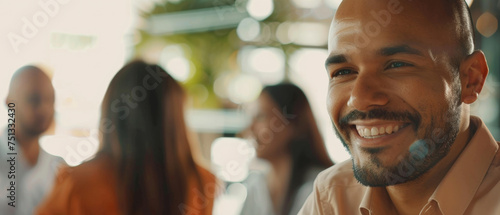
[{"left": 459, "top": 50, "right": 489, "bottom": 104}]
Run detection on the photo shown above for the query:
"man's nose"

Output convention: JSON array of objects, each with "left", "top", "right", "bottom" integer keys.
[{"left": 347, "top": 72, "right": 389, "bottom": 111}]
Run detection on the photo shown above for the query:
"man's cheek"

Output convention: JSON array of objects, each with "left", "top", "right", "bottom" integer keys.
[
  {"left": 45, "top": 110, "right": 55, "bottom": 120},
  {"left": 326, "top": 95, "right": 335, "bottom": 114}
]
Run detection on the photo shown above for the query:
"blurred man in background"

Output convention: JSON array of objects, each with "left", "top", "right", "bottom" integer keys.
[
  {"left": 300, "top": 0, "right": 500, "bottom": 214},
  {"left": 0, "top": 66, "right": 63, "bottom": 215}
]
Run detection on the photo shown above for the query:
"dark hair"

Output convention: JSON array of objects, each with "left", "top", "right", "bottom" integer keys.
[
  {"left": 98, "top": 60, "right": 202, "bottom": 215},
  {"left": 261, "top": 83, "right": 334, "bottom": 215}
]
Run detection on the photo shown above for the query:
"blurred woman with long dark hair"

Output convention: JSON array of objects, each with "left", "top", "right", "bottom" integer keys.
[
  {"left": 240, "top": 83, "right": 334, "bottom": 215},
  {"left": 37, "top": 61, "right": 217, "bottom": 215}
]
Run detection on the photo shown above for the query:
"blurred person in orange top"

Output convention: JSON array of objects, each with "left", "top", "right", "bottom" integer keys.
[
  {"left": 37, "top": 60, "right": 218, "bottom": 215},
  {"left": 240, "top": 83, "right": 334, "bottom": 215}
]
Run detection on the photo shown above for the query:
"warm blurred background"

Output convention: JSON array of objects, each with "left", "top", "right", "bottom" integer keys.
[{"left": 1, "top": 0, "right": 499, "bottom": 214}]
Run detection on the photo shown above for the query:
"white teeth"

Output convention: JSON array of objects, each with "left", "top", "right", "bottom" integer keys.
[
  {"left": 386, "top": 126, "right": 393, "bottom": 134},
  {"left": 357, "top": 124, "right": 405, "bottom": 138},
  {"left": 364, "top": 128, "right": 370, "bottom": 136}
]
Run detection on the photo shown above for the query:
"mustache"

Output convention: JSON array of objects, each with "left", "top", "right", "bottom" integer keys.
[{"left": 339, "top": 109, "right": 421, "bottom": 129}]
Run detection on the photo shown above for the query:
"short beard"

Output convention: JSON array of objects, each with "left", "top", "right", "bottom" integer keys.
[
  {"left": 21, "top": 120, "right": 52, "bottom": 137},
  {"left": 352, "top": 113, "right": 459, "bottom": 187},
  {"left": 333, "top": 83, "right": 462, "bottom": 186}
]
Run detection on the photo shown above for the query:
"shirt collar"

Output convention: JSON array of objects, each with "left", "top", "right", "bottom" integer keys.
[
  {"left": 430, "top": 116, "right": 498, "bottom": 214},
  {"left": 360, "top": 186, "right": 396, "bottom": 215},
  {"left": 358, "top": 116, "right": 498, "bottom": 215}
]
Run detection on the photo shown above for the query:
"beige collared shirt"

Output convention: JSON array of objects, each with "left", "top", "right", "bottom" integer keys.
[{"left": 299, "top": 116, "right": 500, "bottom": 215}]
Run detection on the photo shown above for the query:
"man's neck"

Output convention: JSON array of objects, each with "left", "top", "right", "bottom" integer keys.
[
  {"left": 386, "top": 120, "right": 474, "bottom": 215},
  {"left": 16, "top": 130, "right": 41, "bottom": 167}
]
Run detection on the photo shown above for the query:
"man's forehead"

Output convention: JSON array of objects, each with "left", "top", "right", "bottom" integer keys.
[
  {"left": 327, "top": 1, "right": 459, "bottom": 56},
  {"left": 328, "top": 25, "right": 418, "bottom": 57},
  {"left": 9, "top": 72, "right": 54, "bottom": 99}
]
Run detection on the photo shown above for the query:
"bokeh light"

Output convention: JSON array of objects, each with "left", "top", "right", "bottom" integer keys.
[
  {"left": 288, "top": 22, "right": 329, "bottom": 46},
  {"left": 211, "top": 137, "right": 255, "bottom": 182},
  {"left": 228, "top": 74, "right": 263, "bottom": 104},
  {"left": 248, "top": 48, "right": 285, "bottom": 74},
  {"left": 239, "top": 46, "right": 285, "bottom": 84},
  {"left": 289, "top": 48, "right": 329, "bottom": 74},
  {"left": 213, "top": 183, "right": 248, "bottom": 215},
  {"left": 159, "top": 44, "right": 194, "bottom": 82},
  {"left": 291, "top": 0, "right": 322, "bottom": 9},
  {"left": 289, "top": 48, "right": 351, "bottom": 162},
  {"left": 246, "top": 0, "right": 274, "bottom": 21},
  {"left": 40, "top": 133, "right": 99, "bottom": 166},
  {"left": 477, "top": 12, "right": 498, "bottom": 38},
  {"left": 236, "top": 18, "right": 261, "bottom": 41},
  {"left": 325, "top": 0, "right": 343, "bottom": 10},
  {"left": 213, "top": 72, "right": 234, "bottom": 99},
  {"left": 162, "top": 56, "right": 193, "bottom": 82},
  {"left": 276, "top": 22, "right": 293, "bottom": 44}
]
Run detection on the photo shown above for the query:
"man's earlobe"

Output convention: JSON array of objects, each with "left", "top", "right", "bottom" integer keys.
[{"left": 460, "top": 50, "right": 489, "bottom": 104}]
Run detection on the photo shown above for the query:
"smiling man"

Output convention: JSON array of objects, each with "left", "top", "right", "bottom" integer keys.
[{"left": 298, "top": 0, "right": 500, "bottom": 215}]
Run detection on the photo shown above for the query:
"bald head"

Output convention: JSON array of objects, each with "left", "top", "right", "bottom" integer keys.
[
  {"left": 329, "top": 0, "right": 475, "bottom": 66},
  {"left": 8, "top": 66, "right": 52, "bottom": 99},
  {"left": 6, "top": 65, "right": 55, "bottom": 136}
]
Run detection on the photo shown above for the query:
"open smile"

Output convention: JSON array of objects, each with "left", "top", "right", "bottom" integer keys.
[{"left": 348, "top": 120, "right": 413, "bottom": 148}]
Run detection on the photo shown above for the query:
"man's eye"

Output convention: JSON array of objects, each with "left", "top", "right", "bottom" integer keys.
[
  {"left": 332, "top": 69, "right": 354, "bottom": 78},
  {"left": 387, "top": 61, "right": 412, "bottom": 69}
]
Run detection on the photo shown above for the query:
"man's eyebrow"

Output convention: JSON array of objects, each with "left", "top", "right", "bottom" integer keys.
[
  {"left": 378, "top": 45, "right": 424, "bottom": 56},
  {"left": 324, "top": 45, "right": 423, "bottom": 68},
  {"left": 325, "top": 54, "right": 348, "bottom": 68}
]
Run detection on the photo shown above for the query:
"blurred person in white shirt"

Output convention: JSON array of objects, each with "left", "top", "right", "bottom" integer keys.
[{"left": 0, "top": 65, "right": 63, "bottom": 215}]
